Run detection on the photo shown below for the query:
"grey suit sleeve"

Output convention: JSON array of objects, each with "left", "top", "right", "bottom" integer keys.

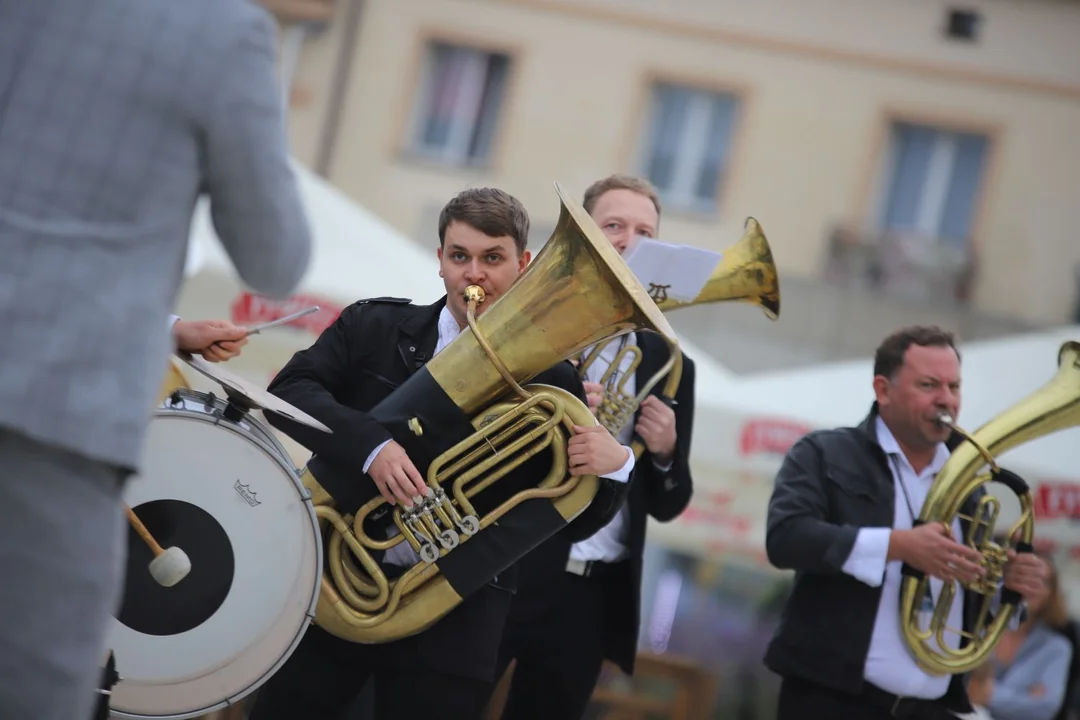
[
  {"left": 201, "top": 5, "right": 311, "bottom": 298},
  {"left": 765, "top": 435, "right": 860, "bottom": 574}
]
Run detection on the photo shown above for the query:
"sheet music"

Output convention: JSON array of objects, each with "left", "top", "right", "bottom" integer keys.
[{"left": 621, "top": 237, "right": 721, "bottom": 304}]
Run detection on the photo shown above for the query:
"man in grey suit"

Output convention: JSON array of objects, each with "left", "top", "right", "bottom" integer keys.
[{"left": 0, "top": 1, "right": 313, "bottom": 719}]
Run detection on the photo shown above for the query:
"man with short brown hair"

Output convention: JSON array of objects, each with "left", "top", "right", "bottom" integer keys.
[
  {"left": 439, "top": 187, "right": 531, "bottom": 255},
  {"left": 247, "top": 186, "right": 636, "bottom": 720},
  {"left": 765, "top": 324, "right": 1049, "bottom": 719}
]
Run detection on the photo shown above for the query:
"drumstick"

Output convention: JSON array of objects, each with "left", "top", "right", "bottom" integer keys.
[
  {"left": 204, "top": 306, "right": 320, "bottom": 356},
  {"left": 206, "top": 306, "right": 320, "bottom": 354},
  {"left": 124, "top": 505, "right": 191, "bottom": 588},
  {"left": 243, "top": 306, "right": 320, "bottom": 336}
]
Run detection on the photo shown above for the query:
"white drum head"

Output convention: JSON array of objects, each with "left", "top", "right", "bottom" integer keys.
[{"left": 107, "top": 399, "right": 321, "bottom": 719}]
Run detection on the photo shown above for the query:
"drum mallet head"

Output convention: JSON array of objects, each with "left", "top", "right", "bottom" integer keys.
[
  {"left": 124, "top": 505, "right": 192, "bottom": 587},
  {"left": 148, "top": 546, "right": 191, "bottom": 587}
]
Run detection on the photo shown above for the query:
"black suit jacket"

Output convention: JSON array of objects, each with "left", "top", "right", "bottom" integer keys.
[
  {"left": 763, "top": 402, "right": 1028, "bottom": 715},
  {"left": 510, "top": 330, "right": 696, "bottom": 674},
  {"left": 264, "top": 295, "right": 628, "bottom": 681}
]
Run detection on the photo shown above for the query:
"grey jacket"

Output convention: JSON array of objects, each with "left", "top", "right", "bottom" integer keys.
[{"left": 0, "top": 0, "right": 312, "bottom": 470}]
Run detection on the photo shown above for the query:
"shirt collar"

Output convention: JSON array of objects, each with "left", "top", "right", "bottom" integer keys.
[
  {"left": 434, "top": 305, "right": 463, "bottom": 357},
  {"left": 875, "top": 415, "right": 950, "bottom": 477}
]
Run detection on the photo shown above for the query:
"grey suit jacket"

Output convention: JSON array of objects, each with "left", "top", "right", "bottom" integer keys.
[{"left": 0, "top": 0, "right": 312, "bottom": 470}]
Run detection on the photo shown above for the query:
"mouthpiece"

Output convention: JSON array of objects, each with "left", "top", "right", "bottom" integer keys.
[
  {"left": 463, "top": 285, "right": 485, "bottom": 304},
  {"left": 936, "top": 413, "right": 955, "bottom": 428}
]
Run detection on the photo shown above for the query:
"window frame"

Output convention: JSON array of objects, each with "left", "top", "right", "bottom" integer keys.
[{"left": 627, "top": 72, "right": 750, "bottom": 220}]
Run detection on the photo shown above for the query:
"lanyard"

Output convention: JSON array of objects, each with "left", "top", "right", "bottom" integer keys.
[
  {"left": 888, "top": 454, "right": 922, "bottom": 526},
  {"left": 890, "top": 454, "right": 941, "bottom": 610}
]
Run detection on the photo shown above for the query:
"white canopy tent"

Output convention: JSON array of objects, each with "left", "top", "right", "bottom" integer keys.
[
  {"left": 182, "top": 161, "right": 446, "bottom": 313},
  {"left": 707, "top": 327, "right": 1080, "bottom": 482},
  {"left": 175, "top": 163, "right": 446, "bottom": 394},
  {"left": 699, "top": 327, "right": 1080, "bottom": 566}
]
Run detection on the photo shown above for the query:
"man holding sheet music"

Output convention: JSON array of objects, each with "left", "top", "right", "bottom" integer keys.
[{"left": 485, "top": 174, "right": 698, "bottom": 720}]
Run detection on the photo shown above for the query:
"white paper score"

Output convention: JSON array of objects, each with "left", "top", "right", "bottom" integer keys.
[{"left": 621, "top": 237, "right": 721, "bottom": 304}]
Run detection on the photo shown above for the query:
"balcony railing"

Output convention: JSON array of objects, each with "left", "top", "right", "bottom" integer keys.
[{"left": 823, "top": 224, "right": 978, "bottom": 304}]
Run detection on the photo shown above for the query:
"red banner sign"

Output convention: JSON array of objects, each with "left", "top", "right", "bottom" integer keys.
[
  {"left": 676, "top": 489, "right": 752, "bottom": 535},
  {"left": 1033, "top": 482, "right": 1080, "bottom": 521},
  {"left": 739, "top": 419, "right": 813, "bottom": 457},
  {"left": 231, "top": 292, "right": 343, "bottom": 336}
]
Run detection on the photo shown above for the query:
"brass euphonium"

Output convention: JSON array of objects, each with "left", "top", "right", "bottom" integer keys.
[
  {"left": 899, "top": 340, "right": 1080, "bottom": 675},
  {"left": 578, "top": 216, "right": 781, "bottom": 452},
  {"left": 300, "top": 182, "right": 678, "bottom": 644}
]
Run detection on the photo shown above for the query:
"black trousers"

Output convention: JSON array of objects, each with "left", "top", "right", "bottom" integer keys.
[
  {"left": 777, "top": 676, "right": 958, "bottom": 720},
  {"left": 247, "top": 625, "right": 489, "bottom": 720},
  {"left": 493, "top": 563, "right": 627, "bottom": 720}
]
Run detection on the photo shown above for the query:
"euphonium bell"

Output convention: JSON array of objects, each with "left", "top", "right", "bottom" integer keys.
[
  {"left": 579, "top": 216, "right": 781, "bottom": 446},
  {"left": 301, "top": 181, "right": 678, "bottom": 644},
  {"left": 899, "top": 340, "right": 1080, "bottom": 675},
  {"left": 655, "top": 216, "right": 780, "bottom": 319}
]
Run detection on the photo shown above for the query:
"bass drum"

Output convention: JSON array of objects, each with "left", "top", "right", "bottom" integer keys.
[{"left": 106, "top": 388, "right": 322, "bottom": 719}]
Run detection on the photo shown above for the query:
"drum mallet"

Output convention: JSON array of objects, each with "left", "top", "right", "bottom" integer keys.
[{"left": 124, "top": 505, "right": 191, "bottom": 587}]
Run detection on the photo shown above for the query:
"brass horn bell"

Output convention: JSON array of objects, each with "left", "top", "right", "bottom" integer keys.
[
  {"left": 654, "top": 216, "right": 781, "bottom": 319},
  {"left": 579, "top": 216, "right": 781, "bottom": 446},
  {"left": 299, "top": 182, "right": 677, "bottom": 644}
]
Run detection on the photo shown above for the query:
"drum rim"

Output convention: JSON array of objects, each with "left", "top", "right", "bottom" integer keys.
[
  {"left": 158, "top": 387, "right": 294, "bottom": 464},
  {"left": 110, "top": 391, "right": 324, "bottom": 719}
]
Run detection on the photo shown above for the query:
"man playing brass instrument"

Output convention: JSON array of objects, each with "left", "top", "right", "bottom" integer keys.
[
  {"left": 248, "top": 187, "right": 635, "bottom": 720},
  {"left": 488, "top": 175, "right": 696, "bottom": 720},
  {"left": 765, "top": 326, "right": 1049, "bottom": 720}
]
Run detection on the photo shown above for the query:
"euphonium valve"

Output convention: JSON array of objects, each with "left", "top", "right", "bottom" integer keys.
[
  {"left": 299, "top": 181, "right": 677, "bottom": 644},
  {"left": 899, "top": 341, "right": 1080, "bottom": 675}
]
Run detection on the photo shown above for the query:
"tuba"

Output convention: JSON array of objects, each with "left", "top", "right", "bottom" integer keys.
[
  {"left": 300, "top": 181, "right": 678, "bottom": 644},
  {"left": 578, "top": 216, "right": 781, "bottom": 451},
  {"left": 899, "top": 340, "right": 1080, "bottom": 675}
]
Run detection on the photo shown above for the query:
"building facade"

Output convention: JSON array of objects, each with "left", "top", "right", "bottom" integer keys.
[{"left": 268, "top": 0, "right": 1080, "bottom": 371}]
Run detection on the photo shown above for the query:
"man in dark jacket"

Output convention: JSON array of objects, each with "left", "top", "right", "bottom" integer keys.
[
  {"left": 765, "top": 325, "right": 1049, "bottom": 719},
  {"left": 247, "top": 187, "right": 636, "bottom": 720},
  {"left": 488, "top": 175, "right": 695, "bottom": 720}
]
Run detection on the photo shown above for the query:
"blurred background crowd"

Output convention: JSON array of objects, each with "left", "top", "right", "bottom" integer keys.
[{"left": 176, "top": 0, "right": 1080, "bottom": 717}]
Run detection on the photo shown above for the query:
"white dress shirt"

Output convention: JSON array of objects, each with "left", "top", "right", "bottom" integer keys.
[
  {"left": 842, "top": 416, "right": 962, "bottom": 699},
  {"left": 381, "top": 306, "right": 635, "bottom": 567},
  {"left": 569, "top": 333, "right": 641, "bottom": 564}
]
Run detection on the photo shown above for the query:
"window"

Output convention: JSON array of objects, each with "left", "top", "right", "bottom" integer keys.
[
  {"left": 639, "top": 83, "right": 741, "bottom": 214},
  {"left": 876, "top": 121, "right": 989, "bottom": 251},
  {"left": 407, "top": 41, "right": 510, "bottom": 167}
]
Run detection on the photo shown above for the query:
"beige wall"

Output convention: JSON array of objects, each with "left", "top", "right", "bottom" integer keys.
[{"left": 282, "top": 0, "right": 1080, "bottom": 326}]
